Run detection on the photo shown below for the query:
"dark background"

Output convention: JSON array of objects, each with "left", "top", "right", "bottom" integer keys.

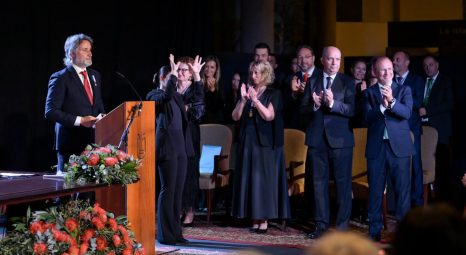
[{"left": 0, "top": 0, "right": 223, "bottom": 171}]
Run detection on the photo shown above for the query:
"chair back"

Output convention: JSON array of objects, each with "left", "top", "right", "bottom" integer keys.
[
  {"left": 421, "top": 126, "right": 438, "bottom": 184},
  {"left": 284, "top": 129, "right": 307, "bottom": 194},
  {"left": 352, "top": 128, "right": 368, "bottom": 181},
  {"left": 200, "top": 124, "right": 233, "bottom": 172}
]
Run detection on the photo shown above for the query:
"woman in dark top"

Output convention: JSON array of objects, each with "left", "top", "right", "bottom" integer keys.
[
  {"left": 231, "top": 61, "right": 290, "bottom": 233},
  {"left": 174, "top": 55, "right": 206, "bottom": 226},
  {"left": 146, "top": 64, "right": 193, "bottom": 245},
  {"left": 201, "top": 55, "right": 225, "bottom": 124},
  {"left": 350, "top": 59, "right": 368, "bottom": 128}
]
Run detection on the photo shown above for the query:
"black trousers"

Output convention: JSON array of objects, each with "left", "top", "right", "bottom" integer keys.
[{"left": 157, "top": 154, "right": 187, "bottom": 243}]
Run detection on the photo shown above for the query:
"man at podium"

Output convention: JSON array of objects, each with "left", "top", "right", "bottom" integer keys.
[{"left": 45, "top": 33, "right": 106, "bottom": 174}]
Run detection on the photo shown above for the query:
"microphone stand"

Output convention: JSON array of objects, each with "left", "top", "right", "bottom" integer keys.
[
  {"left": 115, "top": 71, "right": 144, "bottom": 150},
  {"left": 117, "top": 102, "right": 142, "bottom": 150}
]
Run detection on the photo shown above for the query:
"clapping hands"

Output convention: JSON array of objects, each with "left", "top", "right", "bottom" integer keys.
[{"left": 240, "top": 83, "right": 249, "bottom": 102}]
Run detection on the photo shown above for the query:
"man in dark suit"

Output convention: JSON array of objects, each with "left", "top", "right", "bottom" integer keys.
[
  {"left": 392, "top": 50, "right": 425, "bottom": 206},
  {"left": 285, "top": 45, "right": 322, "bottom": 131},
  {"left": 301, "top": 46, "right": 355, "bottom": 238},
  {"left": 420, "top": 55, "right": 454, "bottom": 202},
  {"left": 45, "top": 34, "right": 105, "bottom": 174},
  {"left": 363, "top": 57, "right": 414, "bottom": 241}
]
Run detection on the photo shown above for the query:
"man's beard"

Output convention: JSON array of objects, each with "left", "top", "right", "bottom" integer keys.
[{"left": 83, "top": 59, "right": 93, "bottom": 67}]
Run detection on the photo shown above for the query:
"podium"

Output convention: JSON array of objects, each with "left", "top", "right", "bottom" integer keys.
[{"left": 95, "top": 101, "right": 155, "bottom": 254}]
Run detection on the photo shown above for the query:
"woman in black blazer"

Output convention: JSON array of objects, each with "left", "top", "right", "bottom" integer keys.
[{"left": 146, "top": 64, "right": 193, "bottom": 245}]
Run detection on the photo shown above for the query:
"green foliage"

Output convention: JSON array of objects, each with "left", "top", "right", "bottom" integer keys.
[{"left": 64, "top": 144, "right": 141, "bottom": 186}]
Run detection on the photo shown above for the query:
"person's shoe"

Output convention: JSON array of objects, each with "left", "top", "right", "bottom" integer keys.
[
  {"left": 306, "top": 228, "right": 326, "bottom": 239},
  {"left": 255, "top": 227, "right": 268, "bottom": 234},
  {"left": 249, "top": 227, "right": 258, "bottom": 233},
  {"left": 176, "top": 237, "right": 189, "bottom": 244},
  {"left": 183, "top": 222, "right": 194, "bottom": 227},
  {"left": 158, "top": 240, "right": 177, "bottom": 245}
]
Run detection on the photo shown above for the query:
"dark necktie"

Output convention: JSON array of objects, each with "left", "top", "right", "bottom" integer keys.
[
  {"left": 81, "top": 71, "right": 94, "bottom": 105},
  {"left": 423, "top": 78, "right": 434, "bottom": 106},
  {"left": 326, "top": 76, "right": 333, "bottom": 89},
  {"left": 396, "top": 76, "right": 403, "bottom": 85}
]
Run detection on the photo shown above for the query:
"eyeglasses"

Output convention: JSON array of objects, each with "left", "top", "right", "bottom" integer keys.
[{"left": 177, "top": 68, "right": 190, "bottom": 73}]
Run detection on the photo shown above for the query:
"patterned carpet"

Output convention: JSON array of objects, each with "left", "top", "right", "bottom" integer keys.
[{"left": 155, "top": 215, "right": 395, "bottom": 255}]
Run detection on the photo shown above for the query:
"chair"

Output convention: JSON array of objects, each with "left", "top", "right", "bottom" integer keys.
[
  {"left": 421, "top": 126, "right": 438, "bottom": 206},
  {"left": 351, "top": 128, "right": 388, "bottom": 229},
  {"left": 198, "top": 124, "right": 233, "bottom": 222},
  {"left": 283, "top": 129, "right": 308, "bottom": 196}
]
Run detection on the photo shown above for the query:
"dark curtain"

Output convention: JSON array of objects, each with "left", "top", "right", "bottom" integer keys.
[{"left": 0, "top": 0, "right": 214, "bottom": 171}]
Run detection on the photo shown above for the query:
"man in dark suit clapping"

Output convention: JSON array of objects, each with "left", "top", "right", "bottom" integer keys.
[
  {"left": 45, "top": 34, "right": 105, "bottom": 174},
  {"left": 363, "top": 57, "right": 414, "bottom": 241},
  {"left": 301, "top": 46, "right": 355, "bottom": 239}
]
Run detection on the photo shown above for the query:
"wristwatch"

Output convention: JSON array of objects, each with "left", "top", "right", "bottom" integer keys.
[{"left": 387, "top": 98, "right": 396, "bottom": 109}]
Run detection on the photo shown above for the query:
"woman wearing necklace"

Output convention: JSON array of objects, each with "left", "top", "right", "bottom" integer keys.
[
  {"left": 171, "top": 54, "right": 206, "bottom": 227},
  {"left": 231, "top": 60, "right": 289, "bottom": 233}
]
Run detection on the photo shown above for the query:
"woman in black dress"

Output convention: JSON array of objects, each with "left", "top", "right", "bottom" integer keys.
[
  {"left": 231, "top": 60, "right": 289, "bottom": 233},
  {"left": 201, "top": 55, "right": 225, "bottom": 124},
  {"left": 146, "top": 63, "right": 193, "bottom": 245},
  {"left": 174, "top": 55, "right": 205, "bottom": 226}
]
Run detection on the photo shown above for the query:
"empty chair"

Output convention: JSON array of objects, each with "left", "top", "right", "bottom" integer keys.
[
  {"left": 283, "top": 128, "right": 307, "bottom": 196},
  {"left": 421, "top": 126, "right": 438, "bottom": 206},
  {"left": 198, "top": 124, "right": 233, "bottom": 221}
]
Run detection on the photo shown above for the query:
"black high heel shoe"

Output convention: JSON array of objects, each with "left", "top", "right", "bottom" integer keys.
[
  {"left": 249, "top": 227, "right": 259, "bottom": 233},
  {"left": 182, "top": 222, "right": 194, "bottom": 227},
  {"left": 255, "top": 228, "right": 268, "bottom": 234}
]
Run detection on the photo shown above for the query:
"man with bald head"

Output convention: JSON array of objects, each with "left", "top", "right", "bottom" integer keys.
[
  {"left": 392, "top": 50, "right": 424, "bottom": 206},
  {"left": 363, "top": 57, "right": 414, "bottom": 241},
  {"left": 301, "top": 46, "right": 355, "bottom": 238}
]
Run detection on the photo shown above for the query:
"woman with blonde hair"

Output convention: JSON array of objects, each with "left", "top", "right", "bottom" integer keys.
[{"left": 231, "top": 60, "right": 290, "bottom": 233}]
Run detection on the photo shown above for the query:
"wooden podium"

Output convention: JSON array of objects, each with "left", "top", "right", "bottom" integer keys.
[{"left": 95, "top": 101, "right": 155, "bottom": 255}]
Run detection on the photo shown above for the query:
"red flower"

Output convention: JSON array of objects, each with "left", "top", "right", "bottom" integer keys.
[
  {"left": 87, "top": 153, "right": 100, "bottom": 166},
  {"left": 81, "top": 229, "right": 95, "bottom": 242},
  {"left": 122, "top": 248, "right": 133, "bottom": 255},
  {"left": 62, "top": 253, "right": 70, "bottom": 255},
  {"left": 108, "top": 218, "right": 118, "bottom": 231},
  {"left": 112, "top": 234, "right": 122, "bottom": 247},
  {"left": 65, "top": 218, "right": 78, "bottom": 232},
  {"left": 68, "top": 246, "right": 79, "bottom": 255},
  {"left": 117, "top": 150, "right": 128, "bottom": 161},
  {"left": 79, "top": 242, "right": 89, "bottom": 255},
  {"left": 107, "top": 252, "right": 116, "bottom": 255},
  {"left": 96, "top": 146, "right": 112, "bottom": 154},
  {"left": 52, "top": 228, "right": 68, "bottom": 242},
  {"left": 79, "top": 210, "right": 90, "bottom": 220},
  {"left": 104, "top": 157, "right": 119, "bottom": 166},
  {"left": 91, "top": 217, "right": 105, "bottom": 230},
  {"left": 96, "top": 236, "right": 107, "bottom": 251},
  {"left": 33, "top": 242, "right": 47, "bottom": 255},
  {"left": 30, "top": 221, "right": 45, "bottom": 234}
]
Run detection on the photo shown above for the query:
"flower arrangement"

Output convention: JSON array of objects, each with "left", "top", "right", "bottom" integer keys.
[
  {"left": 64, "top": 144, "right": 141, "bottom": 186},
  {"left": 0, "top": 200, "right": 145, "bottom": 255}
]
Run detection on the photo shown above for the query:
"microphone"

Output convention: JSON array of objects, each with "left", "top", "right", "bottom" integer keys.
[{"left": 115, "top": 71, "right": 143, "bottom": 110}]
